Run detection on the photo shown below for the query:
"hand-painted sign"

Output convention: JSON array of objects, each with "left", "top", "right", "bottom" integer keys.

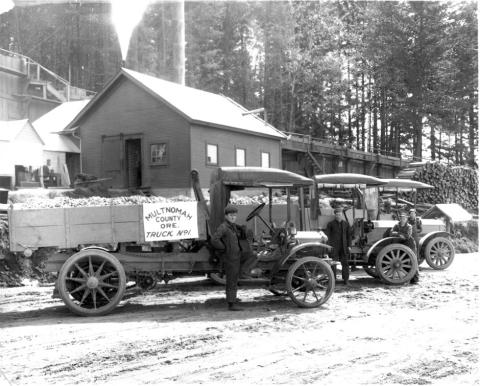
[{"left": 143, "top": 202, "right": 198, "bottom": 241}]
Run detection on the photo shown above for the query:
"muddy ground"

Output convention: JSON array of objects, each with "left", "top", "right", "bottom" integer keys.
[{"left": 0, "top": 253, "right": 479, "bottom": 386}]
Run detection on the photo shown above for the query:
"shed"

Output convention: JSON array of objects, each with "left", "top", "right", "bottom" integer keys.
[
  {"left": 33, "top": 100, "right": 89, "bottom": 186},
  {"left": 422, "top": 203, "right": 473, "bottom": 223},
  {"left": 63, "top": 68, "right": 286, "bottom": 196},
  {"left": 0, "top": 119, "right": 44, "bottom": 188}
]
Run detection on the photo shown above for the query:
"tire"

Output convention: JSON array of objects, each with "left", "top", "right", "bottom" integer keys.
[
  {"left": 58, "top": 249, "right": 126, "bottom": 316},
  {"left": 375, "top": 244, "right": 418, "bottom": 285},
  {"left": 286, "top": 256, "right": 335, "bottom": 308},
  {"left": 424, "top": 237, "right": 455, "bottom": 270}
]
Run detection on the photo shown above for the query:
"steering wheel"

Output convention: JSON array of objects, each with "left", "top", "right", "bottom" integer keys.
[{"left": 246, "top": 202, "right": 266, "bottom": 221}]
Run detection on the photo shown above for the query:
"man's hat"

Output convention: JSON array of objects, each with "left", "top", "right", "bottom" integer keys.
[
  {"left": 224, "top": 204, "right": 238, "bottom": 214},
  {"left": 409, "top": 208, "right": 416, "bottom": 213},
  {"left": 399, "top": 210, "right": 408, "bottom": 217},
  {"left": 334, "top": 207, "right": 343, "bottom": 214}
]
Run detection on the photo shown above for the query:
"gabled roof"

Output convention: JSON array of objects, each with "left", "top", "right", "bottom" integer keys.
[
  {"left": 0, "top": 119, "right": 44, "bottom": 144},
  {"left": 65, "top": 68, "right": 286, "bottom": 140},
  {"left": 33, "top": 100, "right": 88, "bottom": 153}
]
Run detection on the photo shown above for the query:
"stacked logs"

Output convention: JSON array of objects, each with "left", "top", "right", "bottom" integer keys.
[{"left": 399, "top": 162, "right": 478, "bottom": 210}]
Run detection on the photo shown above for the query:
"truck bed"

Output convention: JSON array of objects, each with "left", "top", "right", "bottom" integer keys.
[{"left": 8, "top": 204, "right": 208, "bottom": 252}]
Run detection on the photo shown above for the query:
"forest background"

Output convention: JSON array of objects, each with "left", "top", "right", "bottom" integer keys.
[{"left": 0, "top": 0, "right": 477, "bottom": 165}]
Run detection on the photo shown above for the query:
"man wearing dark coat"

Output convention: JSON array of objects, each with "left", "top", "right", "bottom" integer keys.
[
  {"left": 211, "top": 204, "right": 255, "bottom": 311},
  {"left": 326, "top": 207, "right": 352, "bottom": 285}
]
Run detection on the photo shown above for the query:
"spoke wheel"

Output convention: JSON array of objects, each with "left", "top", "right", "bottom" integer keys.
[
  {"left": 364, "top": 265, "right": 379, "bottom": 278},
  {"left": 376, "top": 244, "right": 418, "bottom": 285},
  {"left": 425, "top": 237, "right": 455, "bottom": 270},
  {"left": 58, "top": 249, "right": 126, "bottom": 316},
  {"left": 208, "top": 272, "right": 226, "bottom": 285},
  {"left": 286, "top": 257, "right": 335, "bottom": 308}
]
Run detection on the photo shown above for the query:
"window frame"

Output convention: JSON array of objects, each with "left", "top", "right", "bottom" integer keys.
[
  {"left": 149, "top": 142, "right": 169, "bottom": 166},
  {"left": 206, "top": 143, "right": 219, "bottom": 166},
  {"left": 261, "top": 151, "right": 270, "bottom": 168},
  {"left": 235, "top": 147, "right": 246, "bottom": 167}
]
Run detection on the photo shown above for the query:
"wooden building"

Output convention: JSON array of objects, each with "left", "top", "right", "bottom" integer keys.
[
  {"left": 32, "top": 100, "right": 88, "bottom": 186},
  {"left": 0, "top": 48, "right": 93, "bottom": 122},
  {"left": 63, "top": 68, "right": 286, "bottom": 195},
  {"left": 0, "top": 119, "right": 44, "bottom": 188}
]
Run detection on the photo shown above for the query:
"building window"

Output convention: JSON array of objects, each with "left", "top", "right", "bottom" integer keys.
[
  {"left": 261, "top": 151, "right": 270, "bottom": 168},
  {"left": 206, "top": 144, "right": 218, "bottom": 165},
  {"left": 150, "top": 143, "right": 168, "bottom": 165},
  {"left": 235, "top": 148, "right": 246, "bottom": 167}
]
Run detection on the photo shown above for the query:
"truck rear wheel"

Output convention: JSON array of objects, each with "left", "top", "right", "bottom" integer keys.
[
  {"left": 424, "top": 237, "right": 455, "bottom": 270},
  {"left": 285, "top": 257, "right": 334, "bottom": 308},
  {"left": 58, "top": 249, "right": 126, "bottom": 316},
  {"left": 375, "top": 244, "right": 418, "bottom": 285}
]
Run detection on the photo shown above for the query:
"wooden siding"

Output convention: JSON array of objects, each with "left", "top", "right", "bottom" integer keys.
[
  {"left": 78, "top": 77, "right": 191, "bottom": 189},
  {"left": 0, "top": 71, "right": 23, "bottom": 120},
  {"left": 190, "top": 124, "right": 282, "bottom": 188}
]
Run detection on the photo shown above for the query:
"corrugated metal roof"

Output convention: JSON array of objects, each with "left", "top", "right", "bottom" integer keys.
[
  {"left": 0, "top": 119, "right": 40, "bottom": 142},
  {"left": 33, "top": 100, "right": 89, "bottom": 153},
  {"left": 122, "top": 69, "right": 286, "bottom": 140}
]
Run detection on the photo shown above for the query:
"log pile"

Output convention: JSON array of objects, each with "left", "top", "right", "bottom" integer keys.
[{"left": 401, "top": 162, "right": 478, "bottom": 211}]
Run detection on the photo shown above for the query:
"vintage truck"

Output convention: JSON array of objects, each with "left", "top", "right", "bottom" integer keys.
[
  {"left": 313, "top": 173, "right": 455, "bottom": 284},
  {"left": 7, "top": 167, "right": 334, "bottom": 316}
]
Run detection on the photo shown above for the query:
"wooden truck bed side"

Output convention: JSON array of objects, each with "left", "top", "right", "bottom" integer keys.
[{"left": 8, "top": 204, "right": 208, "bottom": 252}]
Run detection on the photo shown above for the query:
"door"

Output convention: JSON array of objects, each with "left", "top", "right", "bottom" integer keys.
[
  {"left": 125, "top": 138, "right": 142, "bottom": 188},
  {"left": 102, "top": 135, "right": 123, "bottom": 188}
]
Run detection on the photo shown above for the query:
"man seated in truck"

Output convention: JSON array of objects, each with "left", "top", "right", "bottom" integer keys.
[
  {"left": 390, "top": 211, "right": 420, "bottom": 284},
  {"left": 210, "top": 204, "right": 256, "bottom": 311}
]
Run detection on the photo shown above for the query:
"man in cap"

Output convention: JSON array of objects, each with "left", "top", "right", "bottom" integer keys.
[
  {"left": 326, "top": 207, "right": 352, "bottom": 285},
  {"left": 391, "top": 211, "right": 420, "bottom": 284},
  {"left": 211, "top": 204, "right": 256, "bottom": 311}
]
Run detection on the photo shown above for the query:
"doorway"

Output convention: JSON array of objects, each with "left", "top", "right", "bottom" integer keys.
[{"left": 125, "top": 139, "right": 142, "bottom": 188}]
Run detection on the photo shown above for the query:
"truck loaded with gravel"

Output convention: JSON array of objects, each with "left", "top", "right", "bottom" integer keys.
[{"left": 5, "top": 167, "right": 335, "bottom": 316}]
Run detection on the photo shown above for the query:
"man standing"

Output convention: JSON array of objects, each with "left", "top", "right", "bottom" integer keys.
[
  {"left": 408, "top": 208, "right": 423, "bottom": 249},
  {"left": 326, "top": 207, "right": 352, "bottom": 285},
  {"left": 391, "top": 211, "right": 420, "bottom": 284},
  {"left": 211, "top": 204, "right": 255, "bottom": 311}
]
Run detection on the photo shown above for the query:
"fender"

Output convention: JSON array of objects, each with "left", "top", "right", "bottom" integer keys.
[
  {"left": 418, "top": 231, "right": 451, "bottom": 254},
  {"left": 279, "top": 242, "right": 332, "bottom": 267},
  {"left": 80, "top": 245, "right": 111, "bottom": 252},
  {"left": 366, "top": 237, "right": 404, "bottom": 261}
]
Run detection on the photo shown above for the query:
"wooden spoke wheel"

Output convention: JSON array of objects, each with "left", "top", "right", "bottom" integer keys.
[
  {"left": 375, "top": 244, "right": 418, "bottom": 285},
  {"left": 286, "top": 257, "right": 335, "bottom": 308},
  {"left": 424, "top": 237, "right": 455, "bottom": 270},
  {"left": 58, "top": 249, "right": 126, "bottom": 316},
  {"left": 364, "top": 265, "right": 379, "bottom": 278}
]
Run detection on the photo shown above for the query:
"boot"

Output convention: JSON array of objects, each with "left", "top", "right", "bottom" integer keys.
[{"left": 410, "top": 271, "right": 419, "bottom": 285}]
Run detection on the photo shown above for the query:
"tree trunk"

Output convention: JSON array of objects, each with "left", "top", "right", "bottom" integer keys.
[
  {"left": 373, "top": 87, "right": 378, "bottom": 154},
  {"left": 171, "top": 0, "right": 185, "bottom": 85},
  {"left": 361, "top": 71, "right": 366, "bottom": 151},
  {"left": 430, "top": 123, "right": 436, "bottom": 160},
  {"left": 468, "top": 92, "right": 477, "bottom": 166}
]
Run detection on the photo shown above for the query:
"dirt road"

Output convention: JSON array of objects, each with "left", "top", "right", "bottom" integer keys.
[{"left": 1, "top": 253, "right": 479, "bottom": 385}]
